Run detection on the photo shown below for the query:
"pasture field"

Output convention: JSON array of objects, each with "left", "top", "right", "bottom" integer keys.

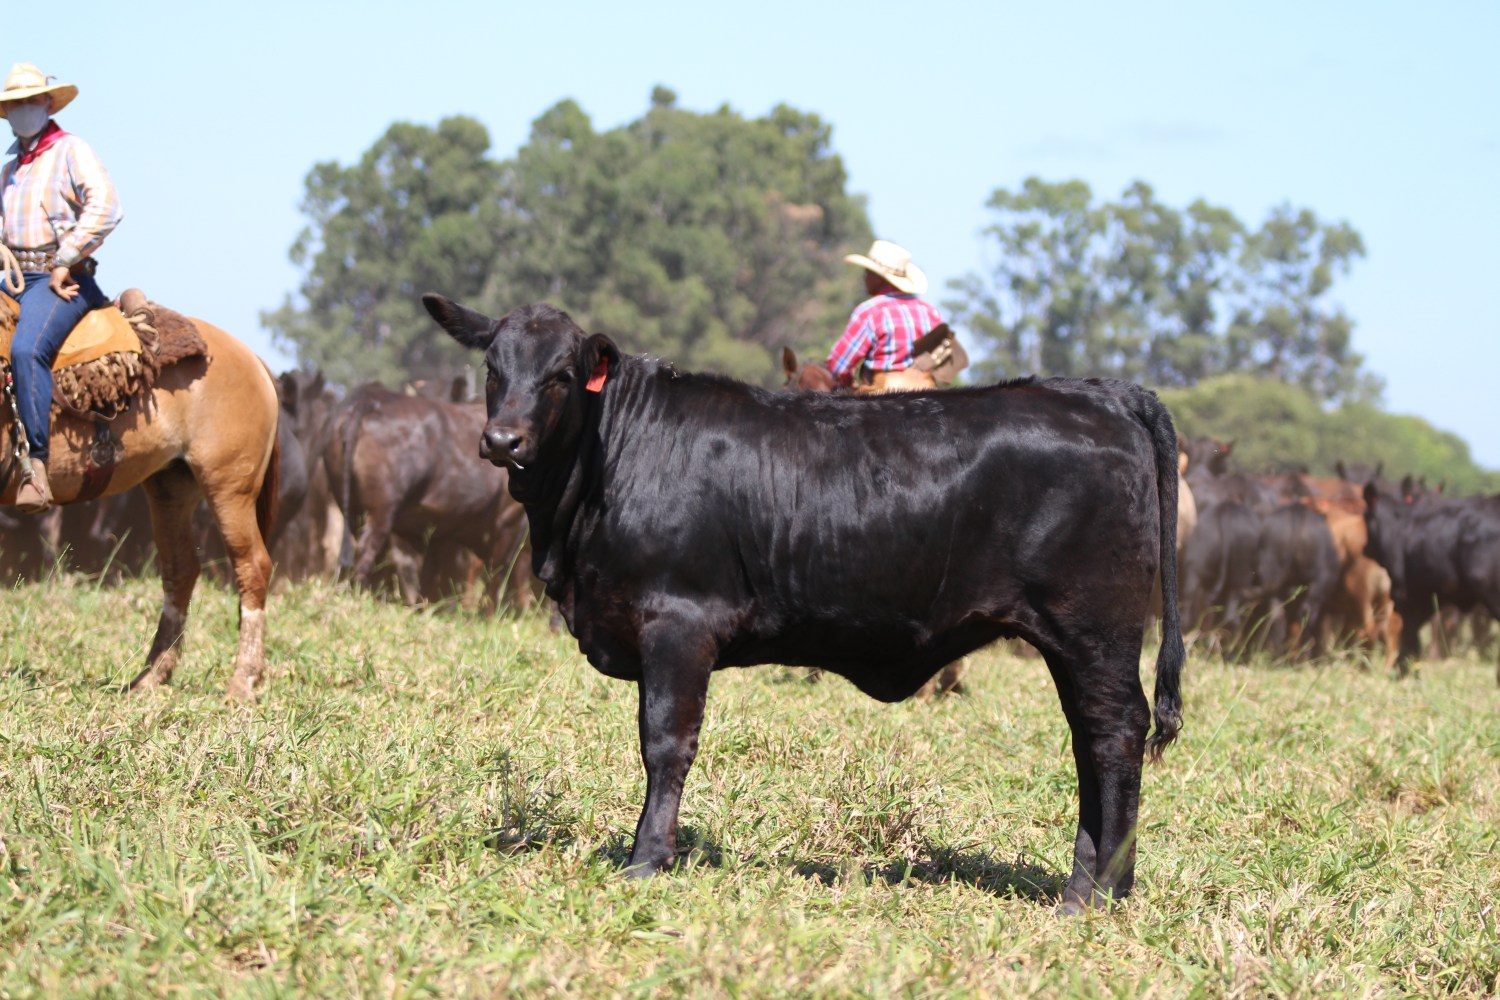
[{"left": 1, "top": 575, "right": 1497, "bottom": 997}]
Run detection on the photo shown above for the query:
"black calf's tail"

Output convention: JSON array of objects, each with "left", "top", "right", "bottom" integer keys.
[
  {"left": 335, "top": 400, "right": 367, "bottom": 574},
  {"left": 1132, "top": 387, "right": 1186, "bottom": 761}
]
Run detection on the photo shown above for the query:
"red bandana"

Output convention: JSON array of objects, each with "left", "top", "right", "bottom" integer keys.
[
  {"left": 17, "top": 121, "right": 67, "bottom": 166},
  {"left": 586, "top": 356, "right": 609, "bottom": 393}
]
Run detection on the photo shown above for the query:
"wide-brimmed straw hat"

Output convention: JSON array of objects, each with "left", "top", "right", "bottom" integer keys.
[
  {"left": 843, "top": 239, "right": 928, "bottom": 295},
  {"left": 0, "top": 63, "right": 77, "bottom": 118}
]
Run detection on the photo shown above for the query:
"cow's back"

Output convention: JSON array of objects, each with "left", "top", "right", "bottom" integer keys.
[{"left": 334, "top": 388, "right": 510, "bottom": 538}]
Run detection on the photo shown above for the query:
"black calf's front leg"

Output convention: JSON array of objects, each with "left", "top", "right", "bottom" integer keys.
[{"left": 627, "top": 623, "right": 714, "bottom": 876}]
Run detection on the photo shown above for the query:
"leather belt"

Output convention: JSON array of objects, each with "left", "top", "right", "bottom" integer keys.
[{"left": 11, "top": 246, "right": 57, "bottom": 272}]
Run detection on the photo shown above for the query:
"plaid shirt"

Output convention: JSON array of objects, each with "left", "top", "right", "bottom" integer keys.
[
  {"left": 826, "top": 292, "right": 945, "bottom": 382},
  {"left": 1, "top": 125, "right": 122, "bottom": 268}
]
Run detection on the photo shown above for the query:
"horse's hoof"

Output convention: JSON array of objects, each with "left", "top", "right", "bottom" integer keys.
[
  {"left": 225, "top": 677, "right": 261, "bottom": 704},
  {"left": 1056, "top": 898, "right": 1087, "bottom": 917}
]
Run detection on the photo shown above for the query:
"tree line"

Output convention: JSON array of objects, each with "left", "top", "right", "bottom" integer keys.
[
  {"left": 264, "top": 87, "right": 1494, "bottom": 489},
  {"left": 264, "top": 87, "right": 868, "bottom": 388}
]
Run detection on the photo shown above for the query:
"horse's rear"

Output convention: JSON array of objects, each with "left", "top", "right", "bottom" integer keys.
[{"left": 125, "top": 317, "right": 280, "bottom": 700}]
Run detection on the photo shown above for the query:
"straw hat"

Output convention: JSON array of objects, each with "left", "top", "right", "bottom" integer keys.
[
  {"left": 0, "top": 63, "right": 78, "bottom": 118},
  {"left": 843, "top": 239, "right": 928, "bottom": 295}
]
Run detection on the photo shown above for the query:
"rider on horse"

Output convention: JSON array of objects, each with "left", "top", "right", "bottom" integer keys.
[
  {"left": 826, "top": 240, "right": 944, "bottom": 393},
  {"left": 0, "top": 63, "right": 123, "bottom": 513}
]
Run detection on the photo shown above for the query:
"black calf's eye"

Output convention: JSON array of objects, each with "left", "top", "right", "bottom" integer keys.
[
  {"left": 554, "top": 371, "right": 574, "bottom": 385},
  {"left": 486, "top": 373, "right": 499, "bottom": 394}
]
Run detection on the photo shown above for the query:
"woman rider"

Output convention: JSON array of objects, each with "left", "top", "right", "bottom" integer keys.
[{"left": 0, "top": 62, "right": 123, "bottom": 512}]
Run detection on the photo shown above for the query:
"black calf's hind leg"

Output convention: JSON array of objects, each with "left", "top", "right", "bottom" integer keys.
[
  {"left": 627, "top": 620, "right": 714, "bottom": 876},
  {"left": 1044, "top": 641, "right": 1151, "bottom": 912}
]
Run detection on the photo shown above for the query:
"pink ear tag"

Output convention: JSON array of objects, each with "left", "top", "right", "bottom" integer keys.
[{"left": 586, "top": 356, "right": 609, "bottom": 393}]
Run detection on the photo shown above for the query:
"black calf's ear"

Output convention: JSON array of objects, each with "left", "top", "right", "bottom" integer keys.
[
  {"left": 1363, "top": 482, "right": 1378, "bottom": 509},
  {"left": 422, "top": 293, "right": 497, "bottom": 350},
  {"left": 579, "top": 333, "right": 621, "bottom": 390}
]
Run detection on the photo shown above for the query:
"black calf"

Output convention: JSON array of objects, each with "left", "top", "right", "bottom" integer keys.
[{"left": 424, "top": 294, "right": 1187, "bottom": 911}]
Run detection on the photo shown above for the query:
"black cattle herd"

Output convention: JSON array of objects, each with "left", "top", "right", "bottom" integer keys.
[{"left": 1, "top": 296, "right": 1495, "bottom": 911}]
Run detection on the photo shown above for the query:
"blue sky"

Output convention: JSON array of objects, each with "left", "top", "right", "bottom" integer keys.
[{"left": 22, "top": 0, "right": 1499, "bottom": 466}]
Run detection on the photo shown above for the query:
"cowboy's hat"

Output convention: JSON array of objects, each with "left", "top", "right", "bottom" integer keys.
[
  {"left": 843, "top": 239, "right": 928, "bottom": 295},
  {"left": 0, "top": 63, "right": 77, "bottom": 118}
]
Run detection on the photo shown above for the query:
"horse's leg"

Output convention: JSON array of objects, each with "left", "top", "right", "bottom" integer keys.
[
  {"left": 128, "top": 465, "right": 202, "bottom": 691},
  {"left": 199, "top": 484, "right": 273, "bottom": 702}
]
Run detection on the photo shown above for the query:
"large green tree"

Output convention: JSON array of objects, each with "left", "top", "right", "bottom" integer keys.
[
  {"left": 266, "top": 89, "right": 871, "bottom": 385},
  {"left": 264, "top": 117, "right": 503, "bottom": 385},
  {"left": 946, "top": 179, "right": 1378, "bottom": 403}
]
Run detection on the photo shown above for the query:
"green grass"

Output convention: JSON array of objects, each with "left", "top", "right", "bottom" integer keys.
[{"left": 2, "top": 576, "right": 1497, "bottom": 996}]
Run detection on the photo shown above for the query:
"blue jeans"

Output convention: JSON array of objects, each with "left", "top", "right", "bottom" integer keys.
[{"left": 12, "top": 269, "right": 109, "bottom": 462}]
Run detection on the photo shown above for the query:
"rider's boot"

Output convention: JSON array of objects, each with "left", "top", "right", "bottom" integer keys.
[{"left": 16, "top": 460, "right": 53, "bottom": 514}]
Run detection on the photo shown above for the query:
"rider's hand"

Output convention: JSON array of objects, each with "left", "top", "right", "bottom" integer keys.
[{"left": 49, "top": 265, "right": 79, "bottom": 301}]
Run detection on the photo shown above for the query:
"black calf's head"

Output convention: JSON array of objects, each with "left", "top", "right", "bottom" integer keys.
[
  {"left": 422, "top": 294, "right": 619, "bottom": 470},
  {"left": 1362, "top": 482, "right": 1407, "bottom": 600}
]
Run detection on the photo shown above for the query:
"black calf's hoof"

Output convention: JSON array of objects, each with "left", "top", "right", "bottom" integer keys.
[
  {"left": 1057, "top": 888, "right": 1125, "bottom": 915},
  {"left": 623, "top": 858, "right": 669, "bottom": 879}
]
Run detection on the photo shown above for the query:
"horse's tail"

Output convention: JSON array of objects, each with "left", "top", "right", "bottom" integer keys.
[
  {"left": 1129, "top": 385, "right": 1186, "bottom": 763},
  {"left": 252, "top": 357, "right": 282, "bottom": 547},
  {"left": 256, "top": 421, "right": 281, "bottom": 547}
]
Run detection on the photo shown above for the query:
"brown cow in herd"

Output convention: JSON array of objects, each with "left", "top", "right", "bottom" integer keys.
[
  {"left": 0, "top": 370, "right": 537, "bottom": 617},
  {"left": 323, "top": 382, "right": 534, "bottom": 609},
  {"left": 1181, "top": 438, "right": 1409, "bottom": 667},
  {"left": 0, "top": 360, "right": 1486, "bottom": 683}
]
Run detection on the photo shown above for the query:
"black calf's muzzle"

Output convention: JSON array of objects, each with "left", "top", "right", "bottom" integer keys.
[{"left": 480, "top": 426, "right": 528, "bottom": 468}]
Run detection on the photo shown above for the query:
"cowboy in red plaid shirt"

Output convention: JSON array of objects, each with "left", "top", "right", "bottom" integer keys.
[
  {"left": 826, "top": 240, "right": 944, "bottom": 392},
  {"left": 0, "top": 63, "right": 123, "bottom": 512}
]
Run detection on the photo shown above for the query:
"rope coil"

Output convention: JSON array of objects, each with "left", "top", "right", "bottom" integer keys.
[{"left": 0, "top": 245, "right": 22, "bottom": 295}]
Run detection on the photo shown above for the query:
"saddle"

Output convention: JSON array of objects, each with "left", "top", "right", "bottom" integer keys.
[
  {"left": 0, "top": 288, "right": 208, "bottom": 419},
  {"left": 909, "top": 323, "right": 969, "bottom": 385}
]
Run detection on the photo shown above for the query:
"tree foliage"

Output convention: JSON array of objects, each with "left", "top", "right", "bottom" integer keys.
[
  {"left": 946, "top": 179, "right": 1379, "bottom": 403},
  {"left": 263, "top": 117, "right": 503, "bottom": 386},
  {"left": 266, "top": 90, "right": 870, "bottom": 385},
  {"left": 1162, "top": 375, "right": 1500, "bottom": 495}
]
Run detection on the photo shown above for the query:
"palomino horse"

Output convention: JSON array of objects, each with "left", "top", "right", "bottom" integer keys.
[{"left": 0, "top": 251, "right": 280, "bottom": 701}]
